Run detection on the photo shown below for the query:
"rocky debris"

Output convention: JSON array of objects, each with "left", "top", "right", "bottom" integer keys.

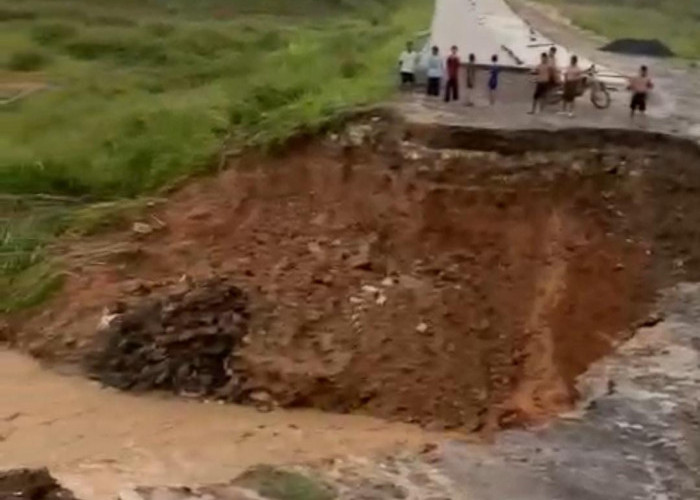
[
  {"left": 636, "top": 311, "right": 665, "bottom": 329},
  {"left": 123, "top": 466, "right": 335, "bottom": 500},
  {"left": 0, "top": 468, "right": 79, "bottom": 500},
  {"left": 86, "top": 277, "right": 249, "bottom": 397},
  {"left": 116, "top": 458, "right": 458, "bottom": 500},
  {"left": 132, "top": 222, "right": 154, "bottom": 235},
  {"left": 601, "top": 38, "right": 675, "bottom": 57},
  {"left": 233, "top": 465, "right": 335, "bottom": 500},
  {"left": 119, "top": 485, "right": 262, "bottom": 500}
]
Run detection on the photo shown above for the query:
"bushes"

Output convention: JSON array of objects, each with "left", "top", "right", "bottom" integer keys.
[
  {"left": 7, "top": 50, "right": 50, "bottom": 71},
  {"left": 0, "top": 0, "right": 431, "bottom": 312},
  {"left": 340, "top": 57, "right": 365, "bottom": 78},
  {"left": 173, "top": 27, "right": 239, "bottom": 56},
  {"left": 31, "top": 22, "right": 77, "bottom": 44},
  {"left": 0, "top": 8, "right": 36, "bottom": 21},
  {"left": 64, "top": 31, "right": 169, "bottom": 64},
  {"left": 146, "top": 21, "right": 176, "bottom": 37},
  {"left": 1, "top": 0, "right": 430, "bottom": 197}
]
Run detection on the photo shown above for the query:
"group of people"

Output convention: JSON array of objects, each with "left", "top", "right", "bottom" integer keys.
[
  {"left": 399, "top": 42, "right": 500, "bottom": 106},
  {"left": 398, "top": 42, "right": 655, "bottom": 121}
]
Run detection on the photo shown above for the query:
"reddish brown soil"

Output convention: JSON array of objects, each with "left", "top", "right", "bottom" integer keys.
[{"left": 8, "top": 118, "right": 700, "bottom": 432}]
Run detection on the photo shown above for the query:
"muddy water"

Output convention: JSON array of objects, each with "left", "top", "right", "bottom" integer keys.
[{"left": 0, "top": 350, "right": 429, "bottom": 500}]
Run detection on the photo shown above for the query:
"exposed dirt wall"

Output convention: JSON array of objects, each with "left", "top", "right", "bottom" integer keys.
[{"left": 7, "top": 117, "right": 700, "bottom": 431}]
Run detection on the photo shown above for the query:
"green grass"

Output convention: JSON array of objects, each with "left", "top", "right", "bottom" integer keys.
[
  {"left": 0, "top": 0, "right": 431, "bottom": 312},
  {"left": 535, "top": 0, "right": 700, "bottom": 59}
]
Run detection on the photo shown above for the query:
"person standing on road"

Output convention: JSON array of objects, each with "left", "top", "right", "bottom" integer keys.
[
  {"left": 529, "top": 52, "right": 550, "bottom": 114},
  {"left": 398, "top": 41, "right": 418, "bottom": 90},
  {"left": 548, "top": 46, "right": 560, "bottom": 85},
  {"left": 426, "top": 45, "right": 444, "bottom": 97},
  {"left": 444, "top": 45, "right": 461, "bottom": 103},
  {"left": 465, "top": 53, "right": 476, "bottom": 106},
  {"left": 562, "top": 55, "right": 582, "bottom": 117},
  {"left": 628, "top": 65, "right": 654, "bottom": 124},
  {"left": 488, "top": 54, "right": 500, "bottom": 105}
]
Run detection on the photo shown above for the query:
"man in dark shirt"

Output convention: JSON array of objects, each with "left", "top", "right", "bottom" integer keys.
[
  {"left": 465, "top": 53, "right": 476, "bottom": 106},
  {"left": 444, "top": 45, "right": 460, "bottom": 103}
]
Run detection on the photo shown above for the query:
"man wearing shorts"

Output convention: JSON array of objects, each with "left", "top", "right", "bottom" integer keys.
[
  {"left": 629, "top": 65, "right": 653, "bottom": 122},
  {"left": 562, "top": 55, "right": 582, "bottom": 117},
  {"left": 529, "top": 52, "right": 550, "bottom": 114}
]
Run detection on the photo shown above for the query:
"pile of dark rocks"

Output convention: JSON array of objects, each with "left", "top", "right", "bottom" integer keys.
[
  {"left": 0, "top": 468, "right": 79, "bottom": 500},
  {"left": 601, "top": 38, "right": 674, "bottom": 57},
  {"left": 87, "top": 277, "right": 249, "bottom": 397}
]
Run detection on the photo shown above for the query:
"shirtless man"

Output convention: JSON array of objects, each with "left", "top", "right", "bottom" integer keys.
[
  {"left": 529, "top": 52, "right": 550, "bottom": 114},
  {"left": 562, "top": 55, "right": 582, "bottom": 117},
  {"left": 628, "top": 65, "right": 654, "bottom": 123}
]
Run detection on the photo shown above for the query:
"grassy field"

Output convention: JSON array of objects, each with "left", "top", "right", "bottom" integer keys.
[
  {"left": 533, "top": 0, "right": 700, "bottom": 59},
  {"left": 0, "top": 0, "right": 432, "bottom": 312}
]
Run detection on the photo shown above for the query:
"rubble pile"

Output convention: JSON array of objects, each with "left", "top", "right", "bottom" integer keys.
[
  {"left": 87, "top": 277, "right": 249, "bottom": 396},
  {"left": 0, "top": 468, "right": 79, "bottom": 500},
  {"left": 601, "top": 38, "right": 675, "bottom": 57}
]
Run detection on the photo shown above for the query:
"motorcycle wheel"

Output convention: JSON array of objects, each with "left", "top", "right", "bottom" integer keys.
[{"left": 590, "top": 85, "right": 611, "bottom": 109}]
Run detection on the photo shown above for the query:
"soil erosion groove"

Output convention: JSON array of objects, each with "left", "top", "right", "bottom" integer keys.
[{"left": 7, "top": 117, "right": 700, "bottom": 432}]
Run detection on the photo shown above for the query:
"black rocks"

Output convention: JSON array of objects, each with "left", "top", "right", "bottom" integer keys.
[
  {"left": 601, "top": 39, "right": 675, "bottom": 57},
  {"left": 86, "top": 277, "right": 249, "bottom": 397},
  {"left": 0, "top": 468, "right": 79, "bottom": 500}
]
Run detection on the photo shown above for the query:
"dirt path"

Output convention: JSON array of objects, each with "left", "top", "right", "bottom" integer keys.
[{"left": 0, "top": 349, "right": 430, "bottom": 500}]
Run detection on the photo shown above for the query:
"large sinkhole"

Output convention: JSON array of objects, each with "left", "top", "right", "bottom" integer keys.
[{"left": 35, "top": 117, "right": 700, "bottom": 432}]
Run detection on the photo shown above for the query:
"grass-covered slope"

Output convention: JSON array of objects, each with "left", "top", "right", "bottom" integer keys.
[{"left": 0, "top": 0, "right": 432, "bottom": 312}]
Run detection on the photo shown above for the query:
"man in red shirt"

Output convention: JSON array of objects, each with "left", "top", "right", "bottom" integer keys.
[{"left": 444, "top": 45, "right": 460, "bottom": 103}]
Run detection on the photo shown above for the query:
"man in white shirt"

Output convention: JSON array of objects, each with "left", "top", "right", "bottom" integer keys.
[
  {"left": 398, "top": 41, "right": 418, "bottom": 90},
  {"left": 425, "top": 45, "right": 445, "bottom": 96}
]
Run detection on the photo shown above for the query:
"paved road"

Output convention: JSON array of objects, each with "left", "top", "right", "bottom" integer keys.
[
  {"left": 429, "top": 0, "right": 609, "bottom": 76},
  {"left": 508, "top": 0, "right": 700, "bottom": 137},
  {"left": 422, "top": 0, "right": 700, "bottom": 140}
]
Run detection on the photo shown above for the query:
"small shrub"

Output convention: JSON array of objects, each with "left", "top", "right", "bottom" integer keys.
[
  {"left": 175, "top": 28, "right": 236, "bottom": 56},
  {"left": 257, "top": 31, "right": 285, "bottom": 50},
  {"left": 89, "top": 15, "right": 136, "bottom": 27},
  {"left": 0, "top": 8, "right": 36, "bottom": 21},
  {"left": 31, "top": 22, "right": 78, "bottom": 44},
  {"left": 65, "top": 32, "right": 168, "bottom": 65},
  {"left": 340, "top": 57, "right": 365, "bottom": 78},
  {"left": 251, "top": 83, "right": 307, "bottom": 111},
  {"left": 146, "top": 21, "right": 176, "bottom": 37},
  {"left": 7, "top": 50, "right": 50, "bottom": 71}
]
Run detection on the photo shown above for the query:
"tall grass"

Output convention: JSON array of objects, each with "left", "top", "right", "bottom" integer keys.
[
  {"left": 0, "top": 0, "right": 432, "bottom": 311},
  {"left": 536, "top": 0, "right": 700, "bottom": 59}
]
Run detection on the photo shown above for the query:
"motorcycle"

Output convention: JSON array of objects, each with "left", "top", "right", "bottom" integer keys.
[{"left": 545, "top": 64, "right": 611, "bottom": 109}]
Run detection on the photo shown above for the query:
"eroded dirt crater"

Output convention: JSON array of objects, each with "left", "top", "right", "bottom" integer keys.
[{"left": 7, "top": 116, "right": 700, "bottom": 432}]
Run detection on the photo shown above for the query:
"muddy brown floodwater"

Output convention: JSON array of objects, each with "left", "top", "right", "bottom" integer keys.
[
  {"left": 0, "top": 349, "right": 431, "bottom": 500},
  {"left": 4, "top": 116, "right": 700, "bottom": 498}
]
